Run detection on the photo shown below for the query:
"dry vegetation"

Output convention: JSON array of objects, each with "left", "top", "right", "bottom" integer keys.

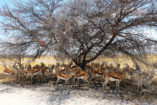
[
  {"left": 94, "top": 55, "right": 157, "bottom": 81},
  {"left": 0, "top": 54, "right": 157, "bottom": 82}
]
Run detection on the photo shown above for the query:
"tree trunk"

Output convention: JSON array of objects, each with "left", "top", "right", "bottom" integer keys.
[{"left": 73, "top": 58, "right": 87, "bottom": 70}]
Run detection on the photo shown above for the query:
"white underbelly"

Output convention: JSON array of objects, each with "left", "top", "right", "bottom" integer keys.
[
  {"left": 59, "top": 76, "right": 66, "bottom": 80},
  {"left": 109, "top": 77, "right": 119, "bottom": 81},
  {"left": 95, "top": 74, "right": 102, "bottom": 77},
  {"left": 33, "top": 71, "right": 41, "bottom": 76},
  {"left": 77, "top": 76, "right": 84, "bottom": 80}
]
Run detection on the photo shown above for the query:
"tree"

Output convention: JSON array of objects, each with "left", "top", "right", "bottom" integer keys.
[
  {"left": 55, "top": 0, "right": 157, "bottom": 69},
  {"left": 0, "top": 0, "right": 157, "bottom": 69},
  {"left": 0, "top": 0, "right": 62, "bottom": 57}
]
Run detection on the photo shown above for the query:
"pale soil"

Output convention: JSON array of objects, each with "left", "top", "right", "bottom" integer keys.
[{"left": 0, "top": 82, "right": 156, "bottom": 105}]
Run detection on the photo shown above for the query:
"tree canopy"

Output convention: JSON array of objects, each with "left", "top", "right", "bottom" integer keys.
[{"left": 0, "top": 0, "right": 157, "bottom": 69}]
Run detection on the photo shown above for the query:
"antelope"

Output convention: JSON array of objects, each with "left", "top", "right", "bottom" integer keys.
[
  {"left": 3, "top": 65, "right": 16, "bottom": 82},
  {"left": 123, "top": 64, "right": 135, "bottom": 80},
  {"left": 56, "top": 72, "right": 73, "bottom": 84},
  {"left": 58, "top": 66, "right": 66, "bottom": 72},
  {"left": 102, "top": 68, "right": 131, "bottom": 90},
  {"left": 39, "top": 63, "right": 52, "bottom": 82},
  {"left": 3, "top": 64, "right": 16, "bottom": 76},
  {"left": 132, "top": 70, "right": 154, "bottom": 92},
  {"left": 3, "top": 67, "right": 15, "bottom": 77},
  {"left": 105, "top": 64, "right": 115, "bottom": 72},
  {"left": 50, "top": 64, "right": 58, "bottom": 75},
  {"left": 55, "top": 65, "right": 77, "bottom": 84},
  {"left": 91, "top": 68, "right": 105, "bottom": 81},
  {"left": 73, "top": 68, "right": 89, "bottom": 84},
  {"left": 57, "top": 63, "right": 73, "bottom": 73},
  {"left": 21, "top": 64, "right": 41, "bottom": 83},
  {"left": 48, "top": 64, "right": 55, "bottom": 73}
]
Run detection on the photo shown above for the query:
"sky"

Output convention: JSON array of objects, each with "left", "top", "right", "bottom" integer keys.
[
  {"left": 0, "top": 0, "right": 17, "bottom": 7},
  {"left": 0, "top": 0, "right": 27, "bottom": 40},
  {"left": 0, "top": 0, "right": 13, "bottom": 40},
  {"left": 0, "top": 0, "right": 156, "bottom": 40}
]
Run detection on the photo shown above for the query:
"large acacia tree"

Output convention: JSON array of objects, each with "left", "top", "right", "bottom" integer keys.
[{"left": 0, "top": 0, "right": 157, "bottom": 69}]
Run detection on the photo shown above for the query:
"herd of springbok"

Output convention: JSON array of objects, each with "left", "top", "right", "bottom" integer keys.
[{"left": 2, "top": 62, "right": 154, "bottom": 91}]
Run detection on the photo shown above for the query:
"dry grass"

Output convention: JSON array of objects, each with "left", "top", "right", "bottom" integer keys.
[
  {"left": 95, "top": 54, "right": 157, "bottom": 82},
  {"left": 95, "top": 54, "right": 157, "bottom": 68},
  {"left": 0, "top": 56, "right": 56, "bottom": 72}
]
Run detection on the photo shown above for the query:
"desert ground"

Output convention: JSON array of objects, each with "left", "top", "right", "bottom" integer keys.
[{"left": 0, "top": 82, "right": 157, "bottom": 105}]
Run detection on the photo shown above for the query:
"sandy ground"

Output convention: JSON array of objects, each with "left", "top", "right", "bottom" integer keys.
[{"left": 0, "top": 83, "right": 157, "bottom": 105}]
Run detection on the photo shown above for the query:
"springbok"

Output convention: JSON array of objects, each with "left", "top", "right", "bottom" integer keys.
[
  {"left": 91, "top": 66, "right": 105, "bottom": 81},
  {"left": 56, "top": 72, "right": 73, "bottom": 84},
  {"left": 3, "top": 67, "right": 15, "bottom": 77},
  {"left": 55, "top": 65, "right": 78, "bottom": 84},
  {"left": 21, "top": 64, "right": 41, "bottom": 83},
  {"left": 102, "top": 68, "right": 131, "bottom": 90},
  {"left": 3, "top": 65, "right": 15, "bottom": 82},
  {"left": 132, "top": 70, "right": 154, "bottom": 92},
  {"left": 73, "top": 67, "right": 89, "bottom": 84}
]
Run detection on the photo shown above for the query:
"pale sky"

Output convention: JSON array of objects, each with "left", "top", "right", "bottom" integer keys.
[
  {"left": 0, "top": 0, "right": 17, "bottom": 7},
  {"left": 0, "top": 0, "right": 157, "bottom": 40},
  {"left": 0, "top": 0, "right": 28, "bottom": 40},
  {"left": 144, "top": 27, "right": 157, "bottom": 39}
]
